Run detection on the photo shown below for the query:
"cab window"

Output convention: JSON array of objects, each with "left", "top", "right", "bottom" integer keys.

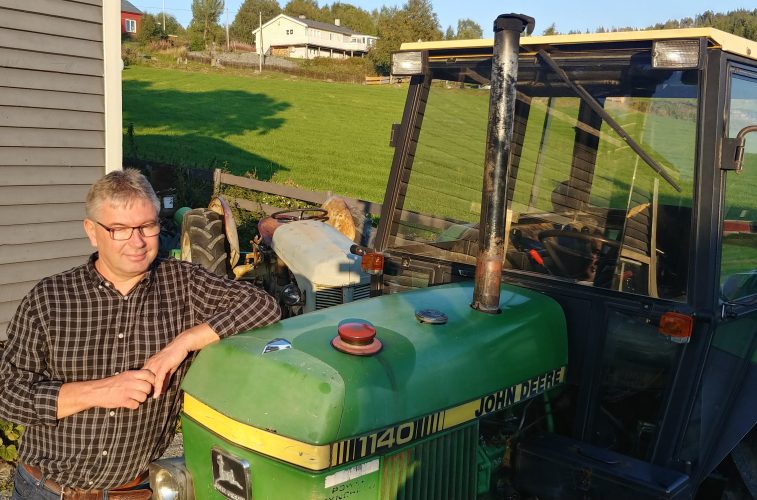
[{"left": 721, "top": 70, "right": 757, "bottom": 303}]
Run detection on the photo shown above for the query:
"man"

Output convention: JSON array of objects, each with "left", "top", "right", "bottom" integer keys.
[{"left": 0, "top": 170, "right": 280, "bottom": 499}]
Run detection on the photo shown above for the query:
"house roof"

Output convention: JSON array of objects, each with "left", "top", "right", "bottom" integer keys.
[
  {"left": 259, "top": 14, "right": 373, "bottom": 37},
  {"left": 296, "top": 17, "right": 355, "bottom": 36},
  {"left": 121, "top": 0, "right": 142, "bottom": 15}
]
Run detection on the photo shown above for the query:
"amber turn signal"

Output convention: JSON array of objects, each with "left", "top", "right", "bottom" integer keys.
[
  {"left": 658, "top": 312, "right": 693, "bottom": 343},
  {"left": 361, "top": 253, "right": 384, "bottom": 275}
]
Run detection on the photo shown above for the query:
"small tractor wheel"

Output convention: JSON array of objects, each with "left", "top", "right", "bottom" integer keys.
[{"left": 181, "top": 208, "right": 228, "bottom": 276}]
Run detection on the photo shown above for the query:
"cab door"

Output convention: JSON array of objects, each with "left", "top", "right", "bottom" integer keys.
[{"left": 679, "top": 63, "right": 757, "bottom": 485}]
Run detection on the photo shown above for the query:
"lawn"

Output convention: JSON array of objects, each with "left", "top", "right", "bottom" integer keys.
[{"left": 122, "top": 66, "right": 407, "bottom": 202}]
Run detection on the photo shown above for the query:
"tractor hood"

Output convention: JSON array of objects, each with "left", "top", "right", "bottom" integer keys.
[{"left": 182, "top": 282, "right": 567, "bottom": 469}]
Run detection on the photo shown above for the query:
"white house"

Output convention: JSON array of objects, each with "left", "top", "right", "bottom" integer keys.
[{"left": 254, "top": 14, "right": 377, "bottom": 59}]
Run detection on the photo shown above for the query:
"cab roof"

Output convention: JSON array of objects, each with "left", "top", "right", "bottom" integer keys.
[{"left": 400, "top": 27, "right": 757, "bottom": 61}]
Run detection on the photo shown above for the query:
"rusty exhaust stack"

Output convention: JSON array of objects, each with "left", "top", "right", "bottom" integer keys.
[{"left": 472, "top": 13, "right": 534, "bottom": 314}]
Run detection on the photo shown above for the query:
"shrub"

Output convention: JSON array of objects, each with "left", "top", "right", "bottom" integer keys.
[{"left": 0, "top": 419, "right": 23, "bottom": 462}]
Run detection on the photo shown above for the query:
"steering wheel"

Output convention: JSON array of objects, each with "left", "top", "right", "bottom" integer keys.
[
  {"left": 538, "top": 229, "right": 620, "bottom": 279},
  {"left": 271, "top": 208, "right": 329, "bottom": 222}
]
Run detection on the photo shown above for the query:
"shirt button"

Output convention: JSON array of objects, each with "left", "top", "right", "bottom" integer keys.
[
  {"left": 118, "top": 334, "right": 124, "bottom": 339},
  {"left": 123, "top": 296, "right": 128, "bottom": 301},
  {"left": 109, "top": 411, "right": 115, "bottom": 417},
  {"left": 89, "top": 481, "right": 94, "bottom": 485},
  {"left": 98, "top": 285, "right": 103, "bottom": 290},
  {"left": 114, "top": 371, "right": 120, "bottom": 375},
  {"left": 102, "top": 450, "right": 108, "bottom": 456}
]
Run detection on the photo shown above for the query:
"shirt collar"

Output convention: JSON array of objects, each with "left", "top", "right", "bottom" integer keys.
[{"left": 86, "top": 252, "right": 161, "bottom": 288}]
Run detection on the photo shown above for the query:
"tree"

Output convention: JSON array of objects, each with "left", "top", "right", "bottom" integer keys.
[
  {"left": 456, "top": 18, "right": 482, "bottom": 39},
  {"left": 324, "top": 2, "right": 377, "bottom": 35},
  {"left": 444, "top": 25, "right": 454, "bottom": 39},
  {"left": 191, "top": 0, "right": 224, "bottom": 48},
  {"left": 403, "top": 0, "right": 441, "bottom": 42},
  {"left": 230, "top": 0, "right": 281, "bottom": 44},
  {"left": 136, "top": 13, "right": 162, "bottom": 44},
  {"left": 160, "top": 13, "right": 185, "bottom": 35},
  {"left": 542, "top": 23, "right": 558, "bottom": 36},
  {"left": 368, "top": 0, "right": 442, "bottom": 74},
  {"left": 283, "top": 0, "right": 321, "bottom": 20}
]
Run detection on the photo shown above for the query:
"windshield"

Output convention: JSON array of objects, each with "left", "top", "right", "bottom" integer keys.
[{"left": 386, "top": 52, "right": 697, "bottom": 301}]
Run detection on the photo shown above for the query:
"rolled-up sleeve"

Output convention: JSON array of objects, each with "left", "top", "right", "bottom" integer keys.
[
  {"left": 0, "top": 289, "right": 61, "bottom": 427},
  {"left": 187, "top": 264, "right": 280, "bottom": 338}
]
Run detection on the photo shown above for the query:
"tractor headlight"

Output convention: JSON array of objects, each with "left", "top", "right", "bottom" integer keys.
[
  {"left": 282, "top": 283, "right": 303, "bottom": 306},
  {"left": 652, "top": 40, "right": 701, "bottom": 69},
  {"left": 149, "top": 457, "right": 194, "bottom": 500},
  {"left": 391, "top": 51, "right": 426, "bottom": 75}
]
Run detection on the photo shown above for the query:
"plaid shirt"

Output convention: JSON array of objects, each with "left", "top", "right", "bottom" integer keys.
[{"left": 0, "top": 255, "right": 280, "bottom": 489}]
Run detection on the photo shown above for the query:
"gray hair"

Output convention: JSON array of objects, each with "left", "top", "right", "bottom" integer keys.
[{"left": 85, "top": 169, "right": 160, "bottom": 220}]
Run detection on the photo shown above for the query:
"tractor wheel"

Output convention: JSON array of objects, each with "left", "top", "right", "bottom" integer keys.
[{"left": 181, "top": 208, "right": 228, "bottom": 276}]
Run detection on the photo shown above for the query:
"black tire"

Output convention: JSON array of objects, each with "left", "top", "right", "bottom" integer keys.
[{"left": 181, "top": 208, "right": 228, "bottom": 276}]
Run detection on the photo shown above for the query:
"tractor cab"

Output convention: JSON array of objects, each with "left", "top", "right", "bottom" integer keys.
[{"left": 375, "top": 24, "right": 757, "bottom": 496}]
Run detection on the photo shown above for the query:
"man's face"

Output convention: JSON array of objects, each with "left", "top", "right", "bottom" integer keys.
[{"left": 83, "top": 197, "right": 159, "bottom": 283}]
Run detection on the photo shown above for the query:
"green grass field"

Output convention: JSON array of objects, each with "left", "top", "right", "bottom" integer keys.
[{"left": 122, "top": 66, "right": 406, "bottom": 202}]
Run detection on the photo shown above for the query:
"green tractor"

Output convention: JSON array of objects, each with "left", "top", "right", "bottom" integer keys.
[{"left": 151, "top": 14, "right": 757, "bottom": 499}]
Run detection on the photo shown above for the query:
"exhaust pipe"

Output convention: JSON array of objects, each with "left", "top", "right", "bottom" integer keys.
[{"left": 472, "top": 13, "right": 534, "bottom": 314}]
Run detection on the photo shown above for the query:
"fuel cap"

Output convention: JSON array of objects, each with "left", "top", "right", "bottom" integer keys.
[
  {"left": 332, "top": 321, "right": 382, "bottom": 356},
  {"left": 415, "top": 309, "right": 448, "bottom": 324}
]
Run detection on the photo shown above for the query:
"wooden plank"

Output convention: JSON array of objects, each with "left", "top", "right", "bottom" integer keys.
[
  {"left": 0, "top": 147, "right": 103, "bottom": 166},
  {"left": 218, "top": 171, "right": 383, "bottom": 215},
  {"left": 0, "top": 185, "right": 91, "bottom": 206},
  {"left": 219, "top": 172, "right": 328, "bottom": 204},
  {"left": 0, "top": 47, "right": 103, "bottom": 77},
  {"left": 0, "top": 128, "right": 104, "bottom": 148},
  {"left": 0, "top": 0, "right": 102, "bottom": 24},
  {"left": 0, "top": 28, "right": 102, "bottom": 60},
  {"left": 225, "top": 196, "right": 282, "bottom": 216},
  {"left": 0, "top": 255, "right": 86, "bottom": 285},
  {"left": 0, "top": 238, "right": 92, "bottom": 265},
  {"left": 0, "top": 166, "right": 101, "bottom": 186},
  {"left": 73, "top": 0, "right": 103, "bottom": 6},
  {"left": 0, "top": 220, "right": 85, "bottom": 245},
  {"left": 0, "top": 106, "right": 103, "bottom": 131},
  {"left": 0, "top": 8, "right": 102, "bottom": 41},
  {"left": 0, "top": 280, "right": 38, "bottom": 302},
  {"left": 0, "top": 300, "right": 22, "bottom": 328},
  {"left": 0, "top": 203, "right": 86, "bottom": 225},
  {"left": 0, "top": 68, "right": 102, "bottom": 94}
]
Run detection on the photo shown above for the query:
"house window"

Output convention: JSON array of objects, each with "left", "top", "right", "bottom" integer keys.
[
  {"left": 286, "top": 29, "right": 294, "bottom": 35},
  {"left": 125, "top": 18, "right": 136, "bottom": 33}
]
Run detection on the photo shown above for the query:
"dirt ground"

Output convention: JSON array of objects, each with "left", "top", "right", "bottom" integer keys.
[{"left": 0, "top": 433, "right": 183, "bottom": 498}]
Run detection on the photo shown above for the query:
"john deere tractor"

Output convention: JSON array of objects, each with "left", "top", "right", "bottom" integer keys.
[{"left": 151, "top": 14, "right": 757, "bottom": 499}]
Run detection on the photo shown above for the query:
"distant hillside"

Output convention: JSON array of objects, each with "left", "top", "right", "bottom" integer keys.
[{"left": 565, "top": 8, "right": 757, "bottom": 41}]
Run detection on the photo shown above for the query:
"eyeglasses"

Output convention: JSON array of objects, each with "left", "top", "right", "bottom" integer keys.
[{"left": 95, "top": 220, "right": 160, "bottom": 241}]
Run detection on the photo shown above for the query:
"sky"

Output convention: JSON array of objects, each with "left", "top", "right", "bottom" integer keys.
[{"left": 132, "top": 0, "right": 754, "bottom": 35}]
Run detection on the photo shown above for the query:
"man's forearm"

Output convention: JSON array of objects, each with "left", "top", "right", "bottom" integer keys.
[
  {"left": 57, "top": 380, "right": 100, "bottom": 419},
  {"left": 57, "top": 369, "right": 156, "bottom": 419}
]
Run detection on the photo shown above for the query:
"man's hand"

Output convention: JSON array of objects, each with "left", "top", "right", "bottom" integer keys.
[
  {"left": 57, "top": 369, "right": 155, "bottom": 418},
  {"left": 143, "top": 323, "right": 220, "bottom": 399}
]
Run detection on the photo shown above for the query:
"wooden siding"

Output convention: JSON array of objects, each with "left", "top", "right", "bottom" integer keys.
[{"left": 0, "top": 0, "right": 105, "bottom": 340}]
